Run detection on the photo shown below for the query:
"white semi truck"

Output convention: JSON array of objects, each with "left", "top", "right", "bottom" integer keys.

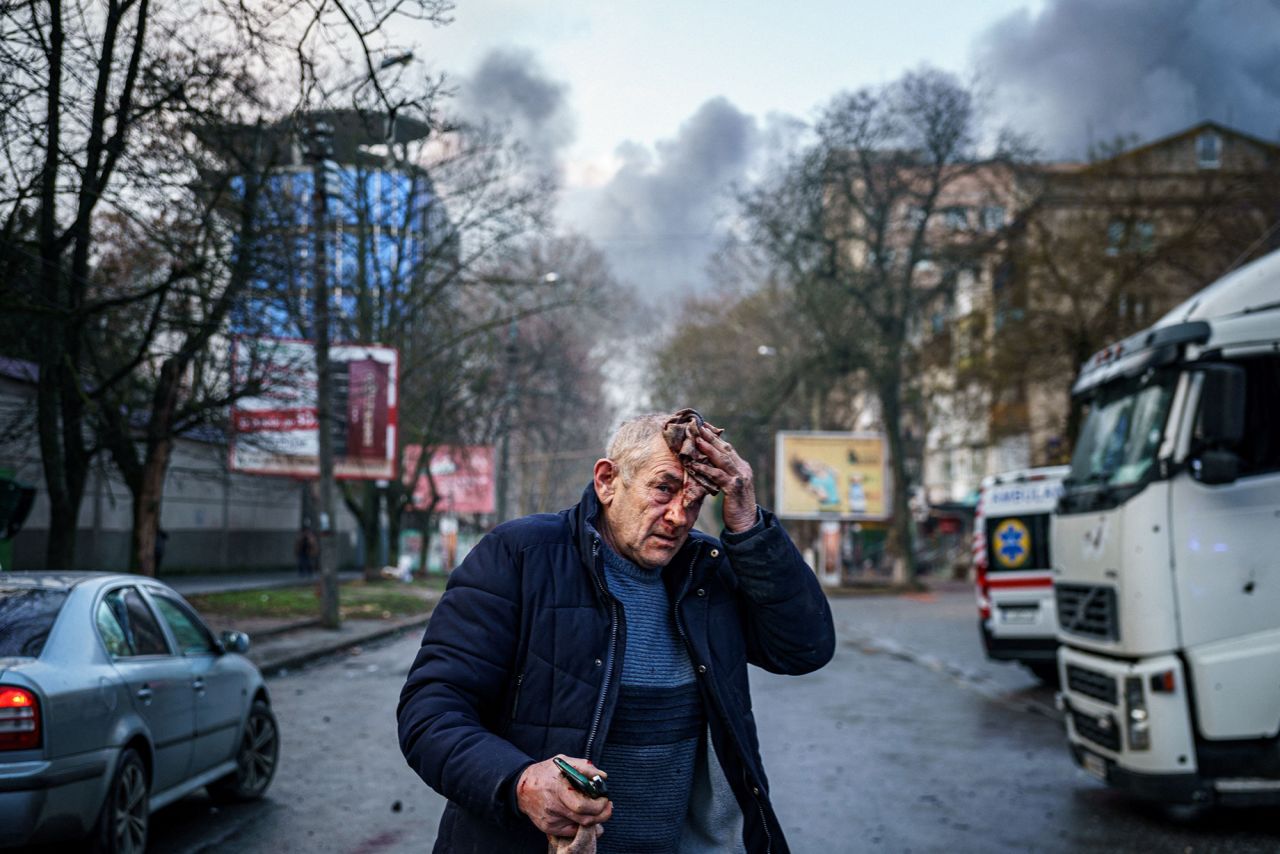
[{"left": 1054, "top": 249, "right": 1280, "bottom": 805}]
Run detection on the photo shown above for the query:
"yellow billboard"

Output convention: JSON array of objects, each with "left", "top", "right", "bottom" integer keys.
[{"left": 775, "top": 432, "right": 889, "bottom": 520}]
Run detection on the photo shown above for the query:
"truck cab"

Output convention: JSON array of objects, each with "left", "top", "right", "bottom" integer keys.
[
  {"left": 1054, "top": 249, "right": 1280, "bottom": 805},
  {"left": 974, "top": 466, "right": 1069, "bottom": 683}
]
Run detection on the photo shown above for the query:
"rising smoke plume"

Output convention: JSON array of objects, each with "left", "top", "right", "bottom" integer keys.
[
  {"left": 569, "top": 96, "right": 762, "bottom": 297},
  {"left": 457, "top": 47, "right": 577, "bottom": 174},
  {"left": 975, "top": 0, "right": 1280, "bottom": 158}
]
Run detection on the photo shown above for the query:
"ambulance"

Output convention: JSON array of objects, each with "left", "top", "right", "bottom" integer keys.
[{"left": 973, "top": 466, "right": 1069, "bottom": 683}]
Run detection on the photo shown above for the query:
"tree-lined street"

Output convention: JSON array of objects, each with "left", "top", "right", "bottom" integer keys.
[{"left": 144, "top": 590, "right": 1279, "bottom": 853}]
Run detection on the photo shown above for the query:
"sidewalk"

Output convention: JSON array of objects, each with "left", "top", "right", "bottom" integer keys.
[
  {"left": 163, "top": 568, "right": 362, "bottom": 596},
  {"left": 239, "top": 613, "right": 432, "bottom": 675},
  {"left": 197, "top": 580, "right": 441, "bottom": 675}
]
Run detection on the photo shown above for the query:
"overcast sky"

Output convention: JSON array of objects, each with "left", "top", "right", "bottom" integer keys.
[{"left": 405, "top": 0, "right": 1280, "bottom": 297}]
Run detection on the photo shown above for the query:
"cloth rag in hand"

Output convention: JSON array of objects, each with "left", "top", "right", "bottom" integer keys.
[
  {"left": 662, "top": 408, "right": 725, "bottom": 506},
  {"left": 547, "top": 823, "right": 602, "bottom": 854}
]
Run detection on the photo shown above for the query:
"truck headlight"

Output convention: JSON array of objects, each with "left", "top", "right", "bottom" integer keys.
[{"left": 1125, "top": 676, "right": 1150, "bottom": 751}]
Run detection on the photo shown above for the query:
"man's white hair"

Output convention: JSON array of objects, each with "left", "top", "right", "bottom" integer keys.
[{"left": 606, "top": 412, "right": 671, "bottom": 481}]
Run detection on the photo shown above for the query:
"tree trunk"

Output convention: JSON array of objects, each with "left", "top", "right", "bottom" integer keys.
[
  {"left": 879, "top": 376, "right": 919, "bottom": 584},
  {"left": 360, "top": 482, "right": 381, "bottom": 581},
  {"left": 39, "top": 369, "right": 93, "bottom": 570},
  {"left": 386, "top": 489, "right": 403, "bottom": 567},
  {"left": 130, "top": 436, "right": 174, "bottom": 576}
]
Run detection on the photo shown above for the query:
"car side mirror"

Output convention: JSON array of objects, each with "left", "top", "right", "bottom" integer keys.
[
  {"left": 1192, "top": 449, "right": 1240, "bottom": 486},
  {"left": 219, "top": 630, "right": 251, "bottom": 655},
  {"left": 1196, "top": 363, "right": 1246, "bottom": 445}
]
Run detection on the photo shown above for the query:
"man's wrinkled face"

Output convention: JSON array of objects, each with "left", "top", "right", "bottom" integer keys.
[{"left": 595, "top": 436, "right": 706, "bottom": 570}]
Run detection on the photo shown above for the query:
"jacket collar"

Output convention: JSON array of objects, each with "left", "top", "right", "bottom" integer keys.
[{"left": 571, "top": 482, "right": 718, "bottom": 595}]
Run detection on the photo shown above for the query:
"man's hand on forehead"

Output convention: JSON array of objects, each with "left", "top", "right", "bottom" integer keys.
[{"left": 688, "top": 423, "right": 759, "bottom": 533}]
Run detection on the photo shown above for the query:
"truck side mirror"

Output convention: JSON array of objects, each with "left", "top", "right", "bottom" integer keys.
[
  {"left": 1196, "top": 363, "right": 1246, "bottom": 445},
  {"left": 1192, "top": 449, "right": 1240, "bottom": 485}
]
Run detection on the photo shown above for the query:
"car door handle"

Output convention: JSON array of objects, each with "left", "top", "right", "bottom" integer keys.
[
  {"left": 192, "top": 678, "right": 205, "bottom": 693},
  {"left": 136, "top": 686, "right": 154, "bottom": 703}
]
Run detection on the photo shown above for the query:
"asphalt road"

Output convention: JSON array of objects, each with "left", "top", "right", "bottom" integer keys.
[{"left": 148, "top": 588, "right": 1280, "bottom": 853}]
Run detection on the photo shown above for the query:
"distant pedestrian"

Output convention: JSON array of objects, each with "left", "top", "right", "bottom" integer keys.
[
  {"left": 296, "top": 526, "right": 317, "bottom": 577},
  {"left": 154, "top": 529, "right": 169, "bottom": 574}
]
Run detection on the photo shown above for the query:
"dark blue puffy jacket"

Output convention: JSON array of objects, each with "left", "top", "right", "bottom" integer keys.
[{"left": 397, "top": 484, "right": 835, "bottom": 853}]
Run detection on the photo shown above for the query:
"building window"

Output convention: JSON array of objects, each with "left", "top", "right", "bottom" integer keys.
[
  {"left": 1133, "top": 221, "right": 1155, "bottom": 254},
  {"left": 1196, "top": 131, "right": 1221, "bottom": 169},
  {"left": 1105, "top": 220, "right": 1125, "bottom": 256},
  {"left": 981, "top": 206, "right": 1006, "bottom": 231},
  {"left": 1107, "top": 220, "right": 1155, "bottom": 256},
  {"left": 944, "top": 206, "right": 970, "bottom": 230}
]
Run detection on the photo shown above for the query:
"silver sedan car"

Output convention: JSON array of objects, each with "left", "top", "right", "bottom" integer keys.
[{"left": 0, "top": 573, "right": 278, "bottom": 852}]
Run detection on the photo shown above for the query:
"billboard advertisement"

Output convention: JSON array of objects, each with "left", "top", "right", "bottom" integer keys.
[
  {"left": 230, "top": 337, "right": 398, "bottom": 480},
  {"left": 403, "top": 445, "right": 496, "bottom": 515},
  {"left": 775, "top": 431, "right": 889, "bottom": 521}
]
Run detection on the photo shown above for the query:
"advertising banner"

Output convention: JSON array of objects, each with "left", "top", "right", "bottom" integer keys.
[
  {"left": 403, "top": 445, "right": 496, "bottom": 515},
  {"left": 774, "top": 431, "right": 889, "bottom": 521},
  {"left": 230, "top": 337, "right": 398, "bottom": 480}
]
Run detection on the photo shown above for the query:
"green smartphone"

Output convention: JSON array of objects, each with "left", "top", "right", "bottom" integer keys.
[{"left": 553, "top": 757, "right": 608, "bottom": 799}]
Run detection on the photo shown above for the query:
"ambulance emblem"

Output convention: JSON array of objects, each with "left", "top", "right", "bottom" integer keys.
[{"left": 994, "top": 518, "right": 1031, "bottom": 569}]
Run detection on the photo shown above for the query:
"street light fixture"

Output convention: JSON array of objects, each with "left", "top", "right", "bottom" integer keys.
[{"left": 379, "top": 51, "right": 415, "bottom": 70}]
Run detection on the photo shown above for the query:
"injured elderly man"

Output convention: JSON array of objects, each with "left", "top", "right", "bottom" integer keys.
[{"left": 398, "top": 409, "right": 835, "bottom": 854}]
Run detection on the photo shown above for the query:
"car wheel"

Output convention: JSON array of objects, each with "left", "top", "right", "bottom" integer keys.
[
  {"left": 209, "top": 700, "right": 278, "bottom": 802},
  {"left": 91, "top": 747, "right": 149, "bottom": 854}
]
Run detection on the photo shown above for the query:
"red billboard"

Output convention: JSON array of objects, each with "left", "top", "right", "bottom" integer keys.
[
  {"left": 403, "top": 445, "right": 495, "bottom": 515},
  {"left": 230, "top": 337, "right": 398, "bottom": 480}
]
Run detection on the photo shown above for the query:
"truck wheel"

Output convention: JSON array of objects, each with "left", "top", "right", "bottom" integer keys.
[
  {"left": 1026, "top": 661, "right": 1060, "bottom": 686},
  {"left": 90, "top": 747, "right": 149, "bottom": 854},
  {"left": 209, "top": 700, "right": 279, "bottom": 802}
]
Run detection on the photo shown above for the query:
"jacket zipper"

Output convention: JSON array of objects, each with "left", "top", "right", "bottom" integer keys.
[
  {"left": 744, "top": 767, "right": 772, "bottom": 853},
  {"left": 672, "top": 542, "right": 702, "bottom": 650},
  {"left": 679, "top": 543, "right": 771, "bottom": 854},
  {"left": 510, "top": 673, "right": 524, "bottom": 720},
  {"left": 584, "top": 537, "right": 616, "bottom": 762}
]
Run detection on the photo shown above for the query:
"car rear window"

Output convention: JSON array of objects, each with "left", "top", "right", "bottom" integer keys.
[{"left": 0, "top": 587, "right": 69, "bottom": 657}]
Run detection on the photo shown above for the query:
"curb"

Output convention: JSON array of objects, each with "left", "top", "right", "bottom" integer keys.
[
  {"left": 251, "top": 617, "right": 323, "bottom": 639},
  {"left": 256, "top": 613, "right": 431, "bottom": 676}
]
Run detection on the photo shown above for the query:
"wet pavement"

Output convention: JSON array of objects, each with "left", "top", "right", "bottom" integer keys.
[{"left": 148, "top": 589, "right": 1280, "bottom": 853}]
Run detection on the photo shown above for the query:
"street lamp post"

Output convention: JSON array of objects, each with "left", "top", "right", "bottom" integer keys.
[
  {"left": 495, "top": 317, "right": 518, "bottom": 523},
  {"left": 494, "top": 273, "right": 558, "bottom": 523},
  {"left": 306, "top": 120, "right": 341, "bottom": 630},
  {"left": 303, "top": 51, "right": 416, "bottom": 629}
]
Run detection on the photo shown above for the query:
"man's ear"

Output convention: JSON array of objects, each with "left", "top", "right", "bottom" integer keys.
[{"left": 593, "top": 458, "right": 619, "bottom": 506}]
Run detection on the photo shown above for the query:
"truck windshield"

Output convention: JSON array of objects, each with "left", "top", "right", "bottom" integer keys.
[{"left": 1069, "top": 372, "right": 1177, "bottom": 489}]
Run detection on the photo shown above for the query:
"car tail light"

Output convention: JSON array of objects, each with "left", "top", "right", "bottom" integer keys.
[{"left": 0, "top": 686, "right": 41, "bottom": 751}]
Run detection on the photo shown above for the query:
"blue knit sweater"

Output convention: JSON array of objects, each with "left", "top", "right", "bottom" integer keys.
[
  {"left": 597, "top": 545, "right": 703, "bottom": 853},
  {"left": 595, "top": 542, "right": 747, "bottom": 854}
]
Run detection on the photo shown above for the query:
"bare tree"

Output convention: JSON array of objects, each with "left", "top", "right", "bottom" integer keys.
[
  {"left": 0, "top": 0, "right": 449, "bottom": 569},
  {"left": 995, "top": 129, "right": 1280, "bottom": 456},
  {"left": 739, "top": 68, "right": 1024, "bottom": 580}
]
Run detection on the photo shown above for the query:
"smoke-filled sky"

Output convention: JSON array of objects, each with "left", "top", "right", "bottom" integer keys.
[{"left": 407, "top": 0, "right": 1280, "bottom": 297}]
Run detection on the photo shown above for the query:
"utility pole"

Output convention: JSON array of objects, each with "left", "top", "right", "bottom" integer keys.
[
  {"left": 495, "top": 317, "right": 518, "bottom": 523},
  {"left": 307, "top": 119, "right": 341, "bottom": 630}
]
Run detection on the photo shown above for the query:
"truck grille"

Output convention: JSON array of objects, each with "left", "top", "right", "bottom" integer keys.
[
  {"left": 1056, "top": 584, "right": 1119, "bottom": 641},
  {"left": 1071, "top": 709, "right": 1121, "bottom": 752},
  {"left": 1066, "top": 664, "right": 1118, "bottom": 704}
]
